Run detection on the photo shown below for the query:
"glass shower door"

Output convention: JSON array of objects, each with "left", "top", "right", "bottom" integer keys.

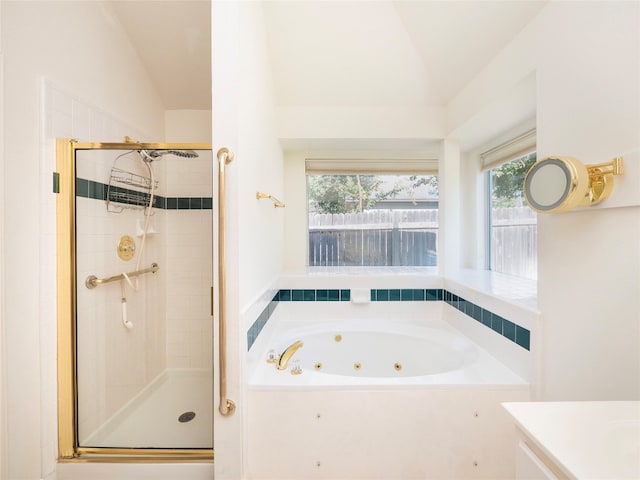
[{"left": 57, "top": 139, "right": 214, "bottom": 459}]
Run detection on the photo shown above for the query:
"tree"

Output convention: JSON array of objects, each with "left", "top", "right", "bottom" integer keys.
[
  {"left": 491, "top": 153, "right": 537, "bottom": 207},
  {"left": 409, "top": 175, "right": 439, "bottom": 196},
  {"left": 307, "top": 174, "right": 402, "bottom": 214}
]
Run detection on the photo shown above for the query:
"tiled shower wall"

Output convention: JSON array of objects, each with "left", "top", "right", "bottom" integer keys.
[
  {"left": 74, "top": 152, "right": 213, "bottom": 437},
  {"left": 164, "top": 154, "right": 213, "bottom": 369},
  {"left": 41, "top": 80, "right": 152, "bottom": 461},
  {"left": 54, "top": 106, "right": 167, "bottom": 438},
  {"left": 74, "top": 193, "right": 165, "bottom": 439},
  {"left": 42, "top": 81, "right": 213, "bottom": 447}
]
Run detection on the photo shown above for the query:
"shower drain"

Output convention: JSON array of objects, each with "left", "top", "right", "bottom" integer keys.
[{"left": 178, "top": 411, "right": 196, "bottom": 423}]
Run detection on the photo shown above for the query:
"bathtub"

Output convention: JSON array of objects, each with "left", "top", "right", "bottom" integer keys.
[
  {"left": 249, "top": 306, "right": 527, "bottom": 389},
  {"left": 247, "top": 302, "right": 531, "bottom": 479}
]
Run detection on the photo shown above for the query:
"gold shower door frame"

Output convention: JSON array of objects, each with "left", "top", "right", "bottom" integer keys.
[{"left": 56, "top": 138, "right": 214, "bottom": 462}]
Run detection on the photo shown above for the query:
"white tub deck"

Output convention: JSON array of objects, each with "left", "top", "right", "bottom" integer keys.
[
  {"left": 249, "top": 309, "right": 528, "bottom": 390},
  {"left": 247, "top": 302, "right": 531, "bottom": 479}
]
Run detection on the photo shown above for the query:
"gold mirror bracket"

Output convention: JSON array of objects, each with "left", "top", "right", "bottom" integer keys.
[
  {"left": 524, "top": 156, "right": 624, "bottom": 213},
  {"left": 586, "top": 156, "right": 624, "bottom": 204}
]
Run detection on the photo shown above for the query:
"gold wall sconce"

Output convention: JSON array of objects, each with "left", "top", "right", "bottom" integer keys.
[
  {"left": 523, "top": 156, "right": 624, "bottom": 213},
  {"left": 256, "top": 191, "right": 285, "bottom": 208}
]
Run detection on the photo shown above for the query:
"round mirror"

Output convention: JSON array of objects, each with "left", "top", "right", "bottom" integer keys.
[
  {"left": 524, "top": 159, "right": 571, "bottom": 211},
  {"left": 524, "top": 155, "right": 623, "bottom": 213},
  {"left": 524, "top": 156, "right": 591, "bottom": 213}
]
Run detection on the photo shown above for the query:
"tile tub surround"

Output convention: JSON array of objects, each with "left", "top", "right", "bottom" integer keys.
[
  {"left": 444, "top": 290, "right": 530, "bottom": 351},
  {"left": 246, "top": 288, "right": 531, "bottom": 351},
  {"left": 248, "top": 384, "right": 530, "bottom": 479}
]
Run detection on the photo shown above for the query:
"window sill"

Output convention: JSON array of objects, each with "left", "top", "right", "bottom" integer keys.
[
  {"left": 445, "top": 269, "right": 538, "bottom": 313},
  {"left": 280, "top": 266, "right": 440, "bottom": 289},
  {"left": 303, "top": 266, "right": 438, "bottom": 276},
  {"left": 279, "top": 267, "right": 537, "bottom": 314}
]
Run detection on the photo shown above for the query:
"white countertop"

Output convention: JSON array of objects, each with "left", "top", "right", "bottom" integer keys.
[{"left": 503, "top": 401, "right": 640, "bottom": 479}]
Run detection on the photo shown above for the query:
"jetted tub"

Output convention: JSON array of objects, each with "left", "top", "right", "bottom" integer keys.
[
  {"left": 249, "top": 309, "right": 528, "bottom": 389},
  {"left": 247, "top": 302, "right": 530, "bottom": 480},
  {"left": 247, "top": 303, "right": 531, "bottom": 479}
]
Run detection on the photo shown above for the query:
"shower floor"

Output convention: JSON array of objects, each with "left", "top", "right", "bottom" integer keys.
[{"left": 83, "top": 369, "right": 212, "bottom": 449}]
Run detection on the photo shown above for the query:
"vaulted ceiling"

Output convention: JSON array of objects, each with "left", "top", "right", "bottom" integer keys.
[
  {"left": 111, "top": 0, "right": 545, "bottom": 111},
  {"left": 264, "top": 1, "right": 545, "bottom": 107},
  {"left": 110, "top": 0, "right": 212, "bottom": 110}
]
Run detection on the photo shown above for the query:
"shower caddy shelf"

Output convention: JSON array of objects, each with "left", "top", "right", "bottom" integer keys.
[{"left": 106, "top": 167, "right": 159, "bottom": 213}]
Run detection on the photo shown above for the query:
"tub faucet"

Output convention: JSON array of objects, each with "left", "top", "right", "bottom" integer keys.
[{"left": 276, "top": 340, "right": 304, "bottom": 370}]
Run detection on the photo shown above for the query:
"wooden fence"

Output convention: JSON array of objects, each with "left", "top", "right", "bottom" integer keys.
[
  {"left": 309, "top": 210, "right": 438, "bottom": 266},
  {"left": 309, "top": 207, "right": 537, "bottom": 277},
  {"left": 491, "top": 206, "right": 537, "bottom": 279}
]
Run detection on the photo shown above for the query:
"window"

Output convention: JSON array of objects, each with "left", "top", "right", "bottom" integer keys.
[
  {"left": 487, "top": 152, "right": 537, "bottom": 279},
  {"left": 306, "top": 170, "right": 438, "bottom": 267}
]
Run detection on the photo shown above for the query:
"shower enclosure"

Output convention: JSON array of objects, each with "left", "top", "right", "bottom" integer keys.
[{"left": 56, "top": 138, "right": 214, "bottom": 460}]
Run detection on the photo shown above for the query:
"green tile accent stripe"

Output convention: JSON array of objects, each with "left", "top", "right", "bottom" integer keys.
[
  {"left": 282, "top": 289, "right": 351, "bottom": 302},
  {"left": 278, "top": 289, "right": 443, "bottom": 303},
  {"left": 247, "top": 292, "right": 280, "bottom": 350},
  {"left": 444, "top": 290, "right": 530, "bottom": 351},
  {"left": 370, "top": 288, "right": 443, "bottom": 302},
  {"left": 75, "top": 177, "right": 213, "bottom": 210},
  {"left": 248, "top": 287, "right": 531, "bottom": 352}
]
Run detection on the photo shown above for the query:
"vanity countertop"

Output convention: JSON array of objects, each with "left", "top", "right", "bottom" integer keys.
[{"left": 502, "top": 401, "right": 640, "bottom": 479}]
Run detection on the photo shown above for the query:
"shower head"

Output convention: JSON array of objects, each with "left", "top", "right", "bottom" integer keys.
[{"left": 139, "top": 149, "right": 199, "bottom": 162}]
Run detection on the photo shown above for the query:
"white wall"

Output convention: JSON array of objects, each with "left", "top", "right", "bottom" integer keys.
[
  {"left": 282, "top": 151, "right": 308, "bottom": 269},
  {"left": 277, "top": 105, "right": 446, "bottom": 142},
  {"left": 438, "top": 139, "right": 462, "bottom": 276},
  {"left": 451, "top": 1, "right": 640, "bottom": 401},
  {"left": 165, "top": 110, "right": 212, "bottom": 143},
  {"left": 2, "top": 1, "right": 165, "bottom": 478},
  {"left": 534, "top": 1, "right": 639, "bottom": 398},
  {"left": 0, "top": 3, "right": 6, "bottom": 477},
  {"left": 211, "top": 2, "right": 284, "bottom": 478},
  {"left": 212, "top": 1, "right": 284, "bottom": 307}
]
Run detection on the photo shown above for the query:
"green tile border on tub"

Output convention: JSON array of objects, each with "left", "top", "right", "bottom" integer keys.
[
  {"left": 247, "top": 287, "right": 531, "bottom": 352},
  {"left": 247, "top": 291, "right": 281, "bottom": 350},
  {"left": 286, "top": 289, "right": 350, "bottom": 302},
  {"left": 279, "top": 288, "right": 445, "bottom": 304},
  {"left": 444, "top": 291, "right": 530, "bottom": 351},
  {"left": 369, "top": 289, "right": 443, "bottom": 302}
]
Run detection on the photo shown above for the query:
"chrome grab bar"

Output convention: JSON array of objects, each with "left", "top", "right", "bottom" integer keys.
[
  {"left": 217, "top": 147, "right": 236, "bottom": 417},
  {"left": 85, "top": 263, "right": 159, "bottom": 289}
]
